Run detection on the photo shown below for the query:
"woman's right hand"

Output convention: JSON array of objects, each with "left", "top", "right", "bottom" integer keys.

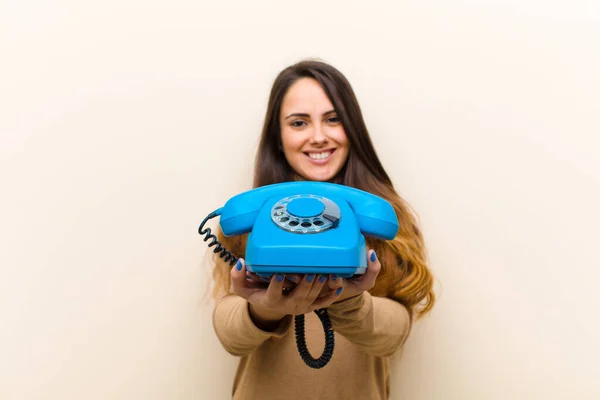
[{"left": 230, "top": 258, "right": 343, "bottom": 331}]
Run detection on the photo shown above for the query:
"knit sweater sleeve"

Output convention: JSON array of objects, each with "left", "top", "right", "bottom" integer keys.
[
  {"left": 212, "top": 294, "right": 293, "bottom": 356},
  {"left": 325, "top": 291, "right": 412, "bottom": 357}
]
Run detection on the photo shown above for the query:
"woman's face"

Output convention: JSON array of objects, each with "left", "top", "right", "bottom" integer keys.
[{"left": 279, "top": 78, "right": 350, "bottom": 182}]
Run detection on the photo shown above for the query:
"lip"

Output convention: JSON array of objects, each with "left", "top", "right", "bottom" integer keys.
[{"left": 304, "top": 149, "right": 336, "bottom": 165}]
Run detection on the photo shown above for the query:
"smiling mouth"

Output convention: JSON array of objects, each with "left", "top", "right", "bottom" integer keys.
[{"left": 304, "top": 149, "right": 335, "bottom": 161}]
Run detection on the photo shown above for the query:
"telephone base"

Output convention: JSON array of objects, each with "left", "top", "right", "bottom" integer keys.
[{"left": 246, "top": 265, "right": 366, "bottom": 278}]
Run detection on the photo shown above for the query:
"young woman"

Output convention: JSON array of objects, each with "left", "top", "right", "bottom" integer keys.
[{"left": 209, "top": 59, "right": 436, "bottom": 399}]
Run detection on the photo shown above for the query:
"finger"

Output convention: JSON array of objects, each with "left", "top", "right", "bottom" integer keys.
[
  {"left": 247, "top": 272, "right": 271, "bottom": 283},
  {"left": 230, "top": 259, "right": 253, "bottom": 298},
  {"left": 327, "top": 274, "right": 343, "bottom": 291},
  {"left": 309, "top": 285, "right": 344, "bottom": 311},
  {"left": 359, "top": 249, "right": 381, "bottom": 290},
  {"left": 327, "top": 274, "right": 339, "bottom": 289},
  {"left": 265, "top": 273, "right": 286, "bottom": 304},
  {"left": 305, "top": 274, "right": 327, "bottom": 304},
  {"left": 244, "top": 270, "right": 271, "bottom": 283},
  {"left": 289, "top": 273, "right": 316, "bottom": 299},
  {"left": 245, "top": 272, "right": 265, "bottom": 283},
  {"left": 285, "top": 274, "right": 302, "bottom": 284},
  {"left": 244, "top": 278, "right": 270, "bottom": 290}
]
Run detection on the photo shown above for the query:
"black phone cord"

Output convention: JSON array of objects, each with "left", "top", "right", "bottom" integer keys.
[
  {"left": 198, "top": 209, "right": 335, "bottom": 369},
  {"left": 198, "top": 209, "right": 239, "bottom": 267},
  {"left": 294, "top": 308, "right": 335, "bottom": 369}
]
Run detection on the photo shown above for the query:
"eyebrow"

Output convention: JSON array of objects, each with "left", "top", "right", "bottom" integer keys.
[{"left": 284, "top": 109, "right": 336, "bottom": 120}]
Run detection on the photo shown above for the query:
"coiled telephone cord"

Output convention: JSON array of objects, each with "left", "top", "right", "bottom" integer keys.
[{"left": 198, "top": 209, "right": 335, "bottom": 369}]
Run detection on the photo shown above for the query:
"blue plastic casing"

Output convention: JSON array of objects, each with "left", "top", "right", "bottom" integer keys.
[{"left": 219, "top": 181, "right": 399, "bottom": 277}]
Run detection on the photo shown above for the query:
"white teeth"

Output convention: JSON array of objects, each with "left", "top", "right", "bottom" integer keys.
[{"left": 308, "top": 151, "right": 332, "bottom": 160}]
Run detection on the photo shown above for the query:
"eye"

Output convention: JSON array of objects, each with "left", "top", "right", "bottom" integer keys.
[
  {"left": 327, "top": 115, "right": 340, "bottom": 124},
  {"left": 291, "top": 120, "right": 307, "bottom": 128}
]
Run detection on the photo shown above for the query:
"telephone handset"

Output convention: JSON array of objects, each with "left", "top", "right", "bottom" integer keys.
[{"left": 198, "top": 181, "right": 399, "bottom": 369}]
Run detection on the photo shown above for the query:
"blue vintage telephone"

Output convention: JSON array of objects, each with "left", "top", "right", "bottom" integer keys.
[{"left": 198, "top": 181, "right": 399, "bottom": 368}]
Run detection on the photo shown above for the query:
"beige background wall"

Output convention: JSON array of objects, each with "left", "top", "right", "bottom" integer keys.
[{"left": 1, "top": 1, "right": 599, "bottom": 399}]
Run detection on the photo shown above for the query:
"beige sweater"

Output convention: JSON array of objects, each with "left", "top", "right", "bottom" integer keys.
[{"left": 212, "top": 291, "right": 412, "bottom": 400}]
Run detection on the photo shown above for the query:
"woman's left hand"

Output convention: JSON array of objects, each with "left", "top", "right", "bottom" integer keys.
[{"left": 324, "top": 249, "right": 381, "bottom": 303}]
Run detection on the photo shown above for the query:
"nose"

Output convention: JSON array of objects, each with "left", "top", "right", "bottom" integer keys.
[{"left": 310, "top": 124, "right": 328, "bottom": 144}]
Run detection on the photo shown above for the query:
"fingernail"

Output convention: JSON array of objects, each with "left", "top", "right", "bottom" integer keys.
[
  {"left": 276, "top": 274, "right": 284, "bottom": 282},
  {"left": 336, "top": 287, "right": 343, "bottom": 296},
  {"left": 331, "top": 275, "right": 338, "bottom": 281},
  {"left": 260, "top": 276, "right": 270, "bottom": 282},
  {"left": 319, "top": 275, "right": 327, "bottom": 283},
  {"left": 306, "top": 274, "right": 315, "bottom": 282},
  {"left": 236, "top": 260, "right": 243, "bottom": 271},
  {"left": 370, "top": 251, "right": 377, "bottom": 262}
]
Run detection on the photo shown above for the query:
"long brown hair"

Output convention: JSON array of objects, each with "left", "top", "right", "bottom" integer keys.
[{"left": 210, "top": 59, "right": 435, "bottom": 318}]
